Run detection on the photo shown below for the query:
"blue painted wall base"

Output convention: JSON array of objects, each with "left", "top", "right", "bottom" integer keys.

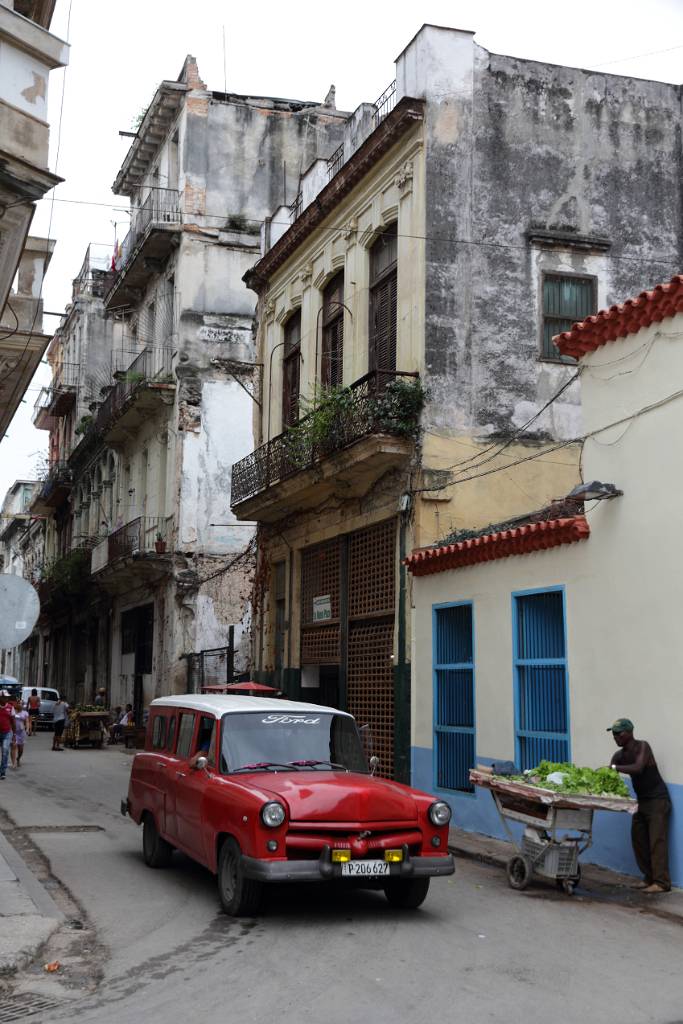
[{"left": 412, "top": 746, "right": 683, "bottom": 888}]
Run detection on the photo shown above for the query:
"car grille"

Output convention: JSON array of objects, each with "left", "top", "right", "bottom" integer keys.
[{"left": 285, "top": 824, "right": 423, "bottom": 860}]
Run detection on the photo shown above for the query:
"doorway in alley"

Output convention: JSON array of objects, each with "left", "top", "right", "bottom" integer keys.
[{"left": 300, "top": 519, "right": 396, "bottom": 776}]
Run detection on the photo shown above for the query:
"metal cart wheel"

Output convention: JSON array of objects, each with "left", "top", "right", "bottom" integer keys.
[
  {"left": 558, "top": 865, "right": 581, "bottom": 895},
  {"left": 506, "top": 855, "right": 532, "bottom": 891}
]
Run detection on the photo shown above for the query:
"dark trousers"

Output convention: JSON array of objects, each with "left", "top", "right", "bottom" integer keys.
[{"left": 631, "top": 798, "right": 671, "bottom": 889}]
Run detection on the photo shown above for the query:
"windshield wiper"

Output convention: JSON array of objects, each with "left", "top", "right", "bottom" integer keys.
[
  {"left": 231, "top": 761, "right": 302, "bottom": 773},
  {"left": 288, "top": 760, "right": 348, "bottom": 771}
]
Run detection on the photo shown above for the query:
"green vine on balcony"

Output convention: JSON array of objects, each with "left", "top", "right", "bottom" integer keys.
[
  {"left": 40, "top": 548, "right": 96, "bottom": 607},
  {"left": 282, "top": 376, "right": 426, "bottom": 469},
  {"left": 75, "top": 414, "right": 93, "bottom": 436}
]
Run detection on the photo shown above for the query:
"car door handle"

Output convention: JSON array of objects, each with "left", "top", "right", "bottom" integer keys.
[
  {"left": 176, "top": 770, "right": 186, "bottom": 778},
  {"left": 156, "top": 762, "right": 167, "bottom": 769}
]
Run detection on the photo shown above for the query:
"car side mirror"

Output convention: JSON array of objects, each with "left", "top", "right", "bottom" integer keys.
[
  {"left": 369, "top": 755, "right": 380, "bottom": 776},
  {"left": 194, "top": 756, "right": 208, "bottom": 771}
]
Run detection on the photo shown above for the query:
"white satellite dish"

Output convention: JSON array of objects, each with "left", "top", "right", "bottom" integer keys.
[{"left": 0, "top": 575, "right": 40, "bottom": 649}]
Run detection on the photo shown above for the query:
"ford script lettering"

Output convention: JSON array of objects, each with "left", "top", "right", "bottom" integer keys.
[{"left": 261, "top": 714, "right": 321, "bottom": 725}]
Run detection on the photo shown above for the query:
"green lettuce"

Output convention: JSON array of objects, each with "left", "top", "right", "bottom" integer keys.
[{"left": 516, "top": 761, "right": 630, "bottom": 798}]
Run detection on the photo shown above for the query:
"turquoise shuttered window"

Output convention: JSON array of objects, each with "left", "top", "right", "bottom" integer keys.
[
  {"left": 542, "top": 274, "right": 596, "bottom": 361},
  {"left": 433, "top": 603, "right": 475, "bottom": 793},
  {"left": 513, "top": 590, "right": 570, "bottom": 770}
]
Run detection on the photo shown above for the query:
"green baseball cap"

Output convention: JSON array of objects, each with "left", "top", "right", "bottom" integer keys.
[{"left": 607, "top": 718, "right": 634, "bottom": 734}]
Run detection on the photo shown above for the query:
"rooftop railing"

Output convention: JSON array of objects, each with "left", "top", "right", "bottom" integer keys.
[
  {"left": 372, "top": 79, "right": 397, "bottom": 128},
  {"left": 289, "top": 190, "right": 303, "bottom": 223},
  {"left": 231, "top": 369, "right": 420, "bottom": 506},
  {"left": 326, "top": 143, "right": 344, "bottom": 181},
  {"left": 73, "top": 244, "right": 114, "bottom": 299}
]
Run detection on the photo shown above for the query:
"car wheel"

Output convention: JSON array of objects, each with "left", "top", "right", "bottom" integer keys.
[
  {"left": 142, "top": 813, "right": 173, "bottom": 868},
  {"left": 383, "top": 877, "right": 430, "bottom": 909},
  {"left": 217, "top": 838, "right": 263, "bottom": 916},
  {"left": 506, "top": 855, "right": 532, "bottom": 891}
]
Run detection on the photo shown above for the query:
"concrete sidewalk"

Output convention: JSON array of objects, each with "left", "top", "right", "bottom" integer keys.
[
  {"left": 0, "top": 828, "right": 62, "bottom": 973},
  {"left": 449, "top": 826, "right": 683, "bottom": 923}
]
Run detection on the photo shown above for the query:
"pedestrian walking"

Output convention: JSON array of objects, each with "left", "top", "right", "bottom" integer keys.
[
  {"left": 52, "top": 697, "right": 69, "bottom": 751},
  {"left": 11, "top": 700, "right": 28, "bottom": 768},
  {"left": 27, "top": 688, "right": 40, "bottom": 735},
  {"left": 0, "top": 692, "right": 16, "bottom": 779},
  {"left": 608, "top": 717, "right": 672, "bottom": 894}
]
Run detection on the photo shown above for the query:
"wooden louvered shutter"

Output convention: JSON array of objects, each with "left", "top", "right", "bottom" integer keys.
[
  {"left": 370, "top": 271, "right": 397, "bottom": 375},
  {"left": 282, "top": 311, "right": 301, "bottom": 429},
  {"left": 322, "top": 272, "right": 344, "bottom": 390},
  {"left": 369, "top": 225, "right": 398, "bottom": 382}
]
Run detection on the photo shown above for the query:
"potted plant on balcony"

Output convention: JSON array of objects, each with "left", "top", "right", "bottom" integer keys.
[{"left": 154, "top": 532, "right": 167, "bottom": 554}]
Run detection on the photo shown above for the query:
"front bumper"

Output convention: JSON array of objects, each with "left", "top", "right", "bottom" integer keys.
[{"left": 241, "top": 844, "right": 455, "bottom": 884}]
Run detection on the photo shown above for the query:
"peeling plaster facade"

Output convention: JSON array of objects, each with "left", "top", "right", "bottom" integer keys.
[
  {"left": 0, "top": 0, "right": 68, "bottom": 435},
  {"left": 234, "top": 24, "right": 683, "bottom": 779},
  {"left": 20, "top": 56, "right": 348, "bottom": 710}
]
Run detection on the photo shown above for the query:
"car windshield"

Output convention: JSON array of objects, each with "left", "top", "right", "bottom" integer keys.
[{"left": 220, "top": 711, "right": 368, "bottom": 774}]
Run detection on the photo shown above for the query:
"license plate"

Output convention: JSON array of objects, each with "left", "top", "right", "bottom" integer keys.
[{"left": 341, "top": 860, "right": 390, "bottom": 877}]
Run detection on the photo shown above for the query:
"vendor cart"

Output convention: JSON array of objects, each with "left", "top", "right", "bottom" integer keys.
[
  {"left": 469, "top": 768, "right": 636, "bottom": 894},
  {"left": 65, "top": 710, "right": 108, "bottom": 749}
]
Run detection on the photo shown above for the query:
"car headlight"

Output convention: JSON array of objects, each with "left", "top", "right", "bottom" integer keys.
[
  {"left": 261, "top": 801, "right": 286, "bottom": 828},
  {"left": 429, "top": 801, "right": 452, "bottom": 827}
]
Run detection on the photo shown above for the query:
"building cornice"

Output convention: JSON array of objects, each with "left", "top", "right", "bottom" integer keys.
[{"left": 244, "top": 96, "right": 425, "bottom": 292}]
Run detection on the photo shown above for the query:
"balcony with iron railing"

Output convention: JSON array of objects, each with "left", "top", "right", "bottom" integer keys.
[
  {"left": 73, "top": 244, "right": 114, "bottom": 300},
  {"left": 106, "top": 187, "right": 181, "bottom": 307},
  {"left": 30, "top": 461, "right": 73, "bottom": 514},
  {"left": 95, "top": 346, "right": 175, "bottom": 443},
  {"left": 230, "top": 369, "right": 422, "bottom": 522},
  {"left": 32, "top": 362, "right": 80, "bottom": 429},
  {"left": 91, "top": 516, "right": 172, "bottom": 590}
]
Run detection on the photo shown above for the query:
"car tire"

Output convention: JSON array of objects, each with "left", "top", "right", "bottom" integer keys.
[
  {"left": 142, "top": 813, "right": 173, "bottom": 868},
  {"left": 217, "top": 838, "right": 263, "bottom": 916},
  {"left": 383, "top": 877, "right": 430, "bottom": 909}
]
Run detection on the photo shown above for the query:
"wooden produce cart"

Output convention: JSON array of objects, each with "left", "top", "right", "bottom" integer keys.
[
  {"left": 469, "top": 768, "right": 637, "bottom": 894},
  {"left": 65, "top": 710, "right": 108, "bottom": 748}
]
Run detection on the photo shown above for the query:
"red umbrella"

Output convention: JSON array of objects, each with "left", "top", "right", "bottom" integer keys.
[{"left": 225, "top": 681, "right": 280, "bottom": 695}]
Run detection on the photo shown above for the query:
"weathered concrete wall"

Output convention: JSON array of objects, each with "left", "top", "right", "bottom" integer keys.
[
  {"left": 202, "top": 97, "right": 347, "bottom": 224},
  {"left": 398, "top": 26, "right": 683, "bottom": 444},
  {"left": 178, "top": 380, "right": 254, "bottom": 554}
]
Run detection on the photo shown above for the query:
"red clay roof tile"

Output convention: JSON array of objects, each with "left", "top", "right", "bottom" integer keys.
[
  {"left": 404, "top": 516, "right": 590, "bottom": 577},
  {"left": 555, "top": 274, "right": 683, "bottom": 359}
]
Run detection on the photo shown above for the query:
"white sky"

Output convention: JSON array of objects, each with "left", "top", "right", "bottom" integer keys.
[{"left": 2, "top": 0, "right": 683, "bottom": 499}]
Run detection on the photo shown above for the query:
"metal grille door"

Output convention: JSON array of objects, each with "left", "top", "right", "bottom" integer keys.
[
  {"left": 514, "top": 589, "right": 570, "bottom": 769},
  {"left": 300, "top": 538, "right": 341, "bottom": 664},
  {"left": 347, "top": 621, "right": 395, "bottom": 777},
  {"left": 347, "top": 519, "right": 396, "bottom": 777},
  {"left": 434, "top": 603, "right": 475, "bottom": 792}
]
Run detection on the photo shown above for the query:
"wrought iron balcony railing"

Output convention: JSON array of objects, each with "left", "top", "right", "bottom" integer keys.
[
  {"left": 95, "top": 346, "right": 174, "bottom": 434},
  {"left": 91, "top": 516, "right": 172, "bottom": 574},
  {"left": 114, "top": 188, "right": 181, "bottom": 274},
  {"left": 231, "top": 370, "right": 420, "bottom": 507},
  {"left": 73, "top": 244, "right": 113, "bottom": 299},
  {"left": 39, "top": 461, "right": 72, "bottom": 501}
]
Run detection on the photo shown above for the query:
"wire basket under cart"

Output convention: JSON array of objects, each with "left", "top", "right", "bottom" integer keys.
[{"left": 469, "top": 768, "right": 636, "bottom": 895}]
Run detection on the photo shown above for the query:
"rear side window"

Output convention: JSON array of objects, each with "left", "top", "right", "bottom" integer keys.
[
  {"left": 42, "top": 690, "right": 59, "bottom": 701},
  {"left": 176, "top": 713, "right": 196, "bottom": 759},
  {"left": 151, "top": 716, "right": 167, "bottom": 750},
  {"left": 166, "top": 716, "right": 177, "bottom": 752}
]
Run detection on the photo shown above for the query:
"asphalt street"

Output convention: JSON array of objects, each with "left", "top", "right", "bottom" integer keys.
[{"left": 2, "top": 733, "right": 683, "bottom": 1024}]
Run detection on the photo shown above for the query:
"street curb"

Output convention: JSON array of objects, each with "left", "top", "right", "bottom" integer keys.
[{"left": 0, "top": 829, "right": 63, "bottom": 921}]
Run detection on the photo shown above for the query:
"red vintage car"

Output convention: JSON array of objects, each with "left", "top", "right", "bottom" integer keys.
[{"left": 122, "top": 695, "right": 455, "bottom": 915}]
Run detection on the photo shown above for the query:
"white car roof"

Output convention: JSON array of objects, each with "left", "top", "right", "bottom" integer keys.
[{"left": 150, "top": 694, "right": 352, "bottom": 718}]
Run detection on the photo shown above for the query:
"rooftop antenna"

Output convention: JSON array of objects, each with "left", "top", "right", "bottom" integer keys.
[{"left": 222, "top": 26, "right": 227, "bottom": 95}]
